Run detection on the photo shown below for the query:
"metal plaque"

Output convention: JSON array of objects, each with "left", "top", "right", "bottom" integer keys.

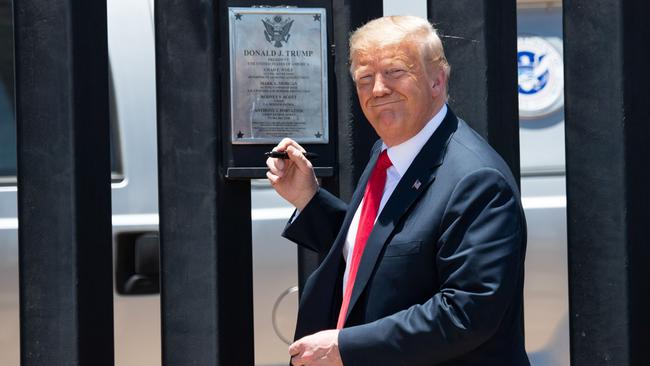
[{"left": 229, "top": 7, "right": 328, "bottom": 144}]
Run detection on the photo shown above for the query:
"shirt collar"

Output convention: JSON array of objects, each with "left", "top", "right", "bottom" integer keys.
[{"left": 382, "top": 104, "right": 448, "bottom": 177}]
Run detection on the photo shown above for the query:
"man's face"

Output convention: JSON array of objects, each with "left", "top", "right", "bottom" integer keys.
[{"left": 352, "top": 43, "right": 445, "bottom": 146}]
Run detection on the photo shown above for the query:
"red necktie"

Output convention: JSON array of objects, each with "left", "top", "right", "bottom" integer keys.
[{"left": 337, "top": 150, "right": 392, "bottom": 329}]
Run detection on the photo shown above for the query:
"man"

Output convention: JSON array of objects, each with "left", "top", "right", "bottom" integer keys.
[{"left": 266, "top": 16, "right": 529, "bottom": 366}]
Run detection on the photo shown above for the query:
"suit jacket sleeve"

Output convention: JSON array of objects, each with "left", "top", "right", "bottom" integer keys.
[
  {"left": 282, "top": 188, "right": 348, "bottom": 255},
  {"left": 338, "top": 168, "right": 526, "bottom": 365}
]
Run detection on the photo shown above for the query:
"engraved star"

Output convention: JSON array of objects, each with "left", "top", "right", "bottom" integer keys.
[
  {"left": 235, "top": 13, "right": 242, "bottom": 20},
  {"left": 313, "top": 14, "right": 321, "bottom": 21},
  {"left": 315, "top": 131, "right": 322, "bottom": 138},
  {"left": 237, "top": 131, "right": 244, "bottom": 138}
]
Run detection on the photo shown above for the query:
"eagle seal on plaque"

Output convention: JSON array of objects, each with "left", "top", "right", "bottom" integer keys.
[{"left": 262, "top": 15, "right": 294, "bottom": 48}]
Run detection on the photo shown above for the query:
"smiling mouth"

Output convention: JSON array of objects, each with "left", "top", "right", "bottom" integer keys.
[{"left": 369, "top": 99, "right": 403, "bottom": 107}]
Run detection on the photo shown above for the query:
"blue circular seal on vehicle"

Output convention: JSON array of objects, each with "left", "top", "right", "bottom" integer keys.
[
  {"left": 518, "top": 51, "right": 550, "bottom": 95},
  {"left": 517, "top": 36, "right": 564, "bottom": 119}
]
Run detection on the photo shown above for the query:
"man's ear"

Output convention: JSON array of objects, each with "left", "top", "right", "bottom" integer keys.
[{"left": 431, "top": 70, "right": 445, "bottom": 98}]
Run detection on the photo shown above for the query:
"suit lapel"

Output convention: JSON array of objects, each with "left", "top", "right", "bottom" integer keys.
[
  {"left": 345, "top": 110, "right": 459, "bottom": 322},
  {"left": 329, "top": 142, "right": 382, "bottom": 255}
]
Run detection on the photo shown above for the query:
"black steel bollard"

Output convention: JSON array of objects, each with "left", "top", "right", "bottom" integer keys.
[
  {"left": 564, "top": 0, "right": 650, "bottom": 364},
  {"left": 155, "top": 1, "right": 254, "bottom": 365},
  {"left": 428, "top": 0, "right": 521, "bottom": 183},
  {"left": 14, "top": 0, "right": 114, "bottom": 365}
]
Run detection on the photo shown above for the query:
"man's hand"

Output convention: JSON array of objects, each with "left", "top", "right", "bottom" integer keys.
[
  {"left": 266, "top": 138, "right": 319, "bottom": 210},
  {"left": 289, "top": 329, "right": 343, "bottom": 366}
]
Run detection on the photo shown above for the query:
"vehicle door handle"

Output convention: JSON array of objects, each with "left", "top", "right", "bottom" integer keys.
[{"left": 115, "top": 231, "right": 160, "bottom": 295}]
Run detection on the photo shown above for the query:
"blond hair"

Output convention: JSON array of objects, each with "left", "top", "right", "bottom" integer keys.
[{"left": 349, "top": 16, "right": 450, "bottom": 87}]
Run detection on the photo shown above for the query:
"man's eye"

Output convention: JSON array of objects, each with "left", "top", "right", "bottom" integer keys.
[
  {"left": 387, "top": 69, "right": 406, "bottom": 77},
  {"left": 357, "top": 75, "right": 373, "bottom": 84}
]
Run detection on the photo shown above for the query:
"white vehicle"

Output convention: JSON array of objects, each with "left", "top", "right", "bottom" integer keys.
[{"left": 0, "top": 1, "right": 568, "bottom": 365}]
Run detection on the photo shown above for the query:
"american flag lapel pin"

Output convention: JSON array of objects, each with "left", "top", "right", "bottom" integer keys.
[{"left": 412, "top": 179, "right": 422, "bottom": 190}]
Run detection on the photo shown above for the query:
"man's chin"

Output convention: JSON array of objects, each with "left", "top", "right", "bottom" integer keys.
[
  {"left": 375, "top": 110, "right": 401, "bottom": 123},
  {"left": 373, "top": 122, "right": 409, "bottom": 146}
]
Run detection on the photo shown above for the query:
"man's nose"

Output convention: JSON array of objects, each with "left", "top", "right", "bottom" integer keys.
[{"left": 372, "top": 73, "right": 392, "bottom": 97}]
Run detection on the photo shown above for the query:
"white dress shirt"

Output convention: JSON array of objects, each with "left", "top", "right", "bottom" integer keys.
[{"left": 341, "top": 104, "right": 448, "bottom": 295}]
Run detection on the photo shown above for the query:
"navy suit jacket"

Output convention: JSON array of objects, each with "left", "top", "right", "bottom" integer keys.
[{"left": 283, "top": 110, "right": 530, "bottom": 365}]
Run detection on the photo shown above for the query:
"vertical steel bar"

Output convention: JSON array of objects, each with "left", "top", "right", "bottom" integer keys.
[
  {"left": 428, "top": 0, "right": 521, "bottom": 183},
  {"left": 155, "top": 0, "right": 254, "bottom": 364},
  {"left": 14, "top": 0, "right": 114, "bottom": 365},
  {"left": 563, "top": 0, "right": 650, "bottom": 364}
]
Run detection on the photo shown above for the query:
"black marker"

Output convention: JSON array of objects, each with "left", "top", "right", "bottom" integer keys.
[{"left": 265, "top": 151, "right": 319, "bottom": 160}]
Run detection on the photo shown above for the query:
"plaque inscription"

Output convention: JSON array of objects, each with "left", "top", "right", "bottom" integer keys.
[{"left": 229, "top": 7, "right": 328, "bottom": 144}]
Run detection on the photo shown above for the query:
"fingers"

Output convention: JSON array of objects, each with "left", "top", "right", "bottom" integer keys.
[
  {"left": 266, "top": 156, "right": 285, "bottom": 177},
  {"left": 289, "top": 341, "right": 306, "bottom": 365},
  {"left": 267, "top": 138, "right": 313, "bottom": 177},
  {"left": 266, "top": 137, "right": 318, "bottom": 210},
  {"left": 276, "top": 138, "right": 306, "bottom": 153},
  {"left": 266, "top": 170, "right": 279, "bottom": 185},
  {"left": 289, "top": 332, "right": 342, "bottom": 366},
  {"left": 291, "top": 355, "right": 304, "bottom": 366},
  {"left": 266, "top": 138, "right": 305, "bottom": 178},
  {"left": 291, "top": 352, "right": 314, "bottom": 366},
  {"left": 285, "top": 145, "right": 313, "bottom": 175},
  {"left": 289, "top": 337, "right": 324, "bottom": 366},
  {"left": 289, "top": 340, "right": 303, "bottom": 357}
]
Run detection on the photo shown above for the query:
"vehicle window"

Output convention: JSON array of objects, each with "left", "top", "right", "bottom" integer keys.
[
  {"left": 0, "top": 0, "right": 16, "bottom": 180},
  {"left": 0, "top": 0, "right": 123, "bottom": 183}
]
